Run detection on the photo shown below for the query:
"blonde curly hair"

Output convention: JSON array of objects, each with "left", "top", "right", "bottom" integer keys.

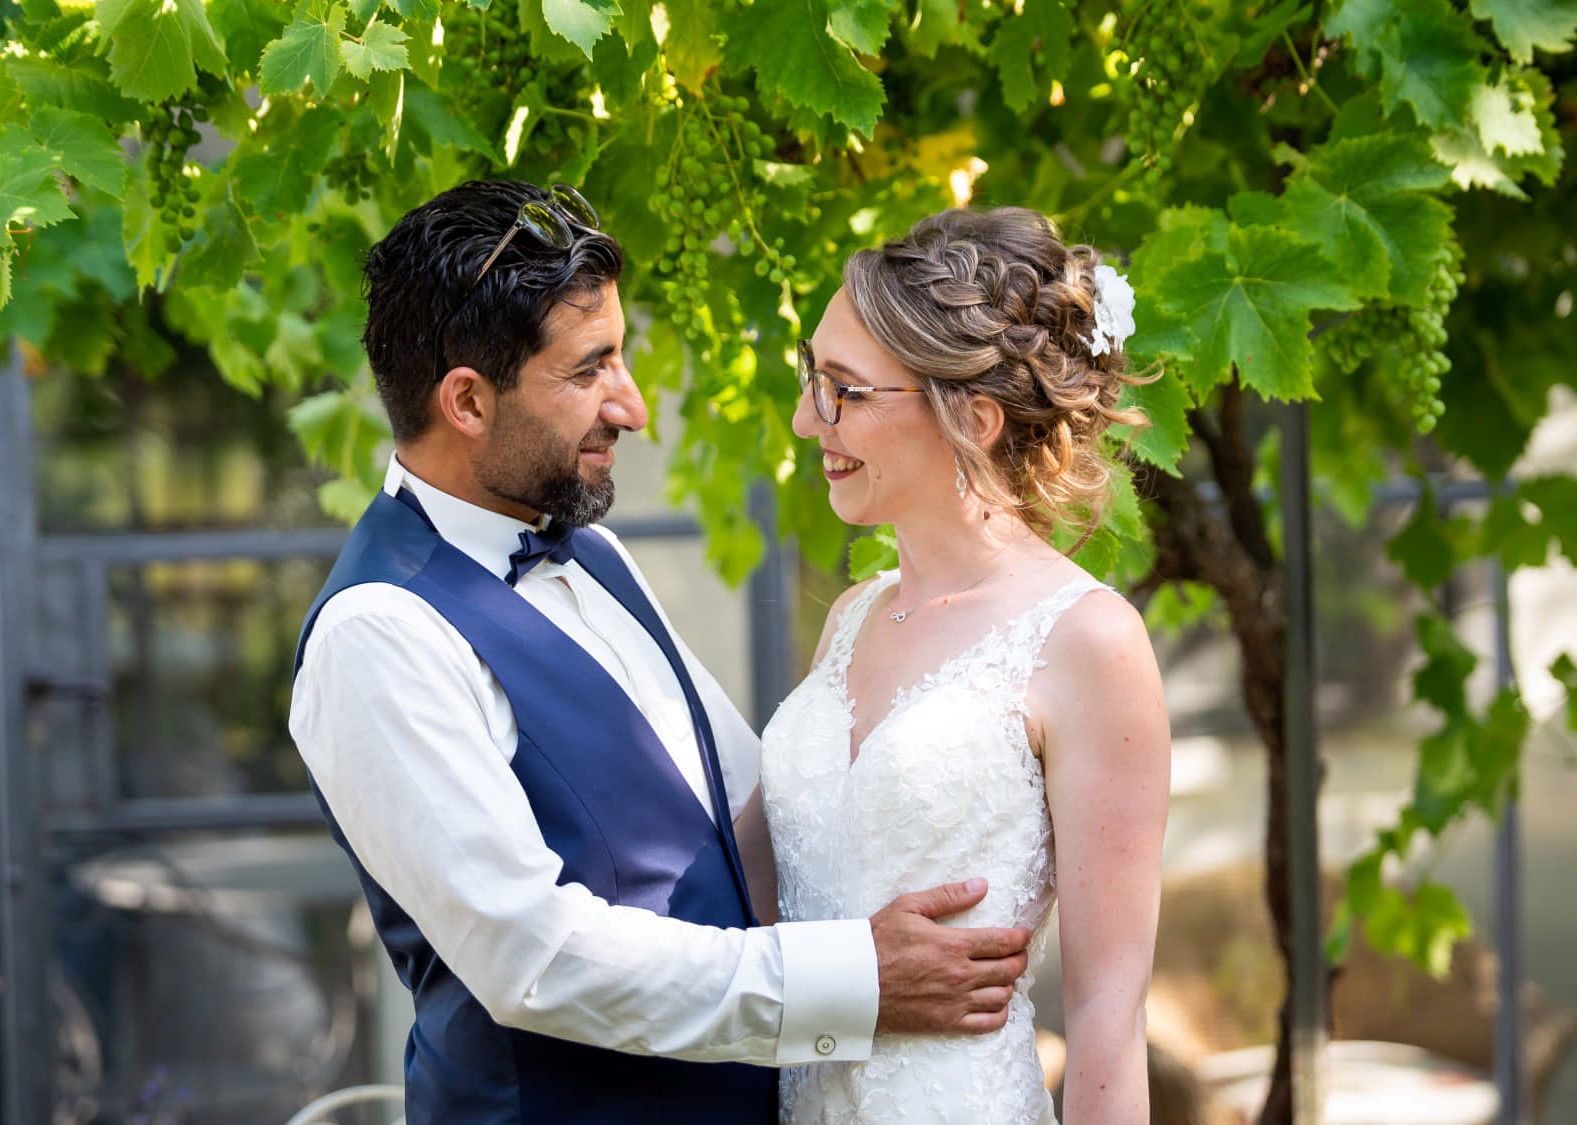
[{"left": 842, "top": 207, "right": 1152, "bottom": 545}]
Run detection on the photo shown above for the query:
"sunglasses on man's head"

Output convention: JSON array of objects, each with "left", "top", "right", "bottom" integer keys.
[{"left": 433, "top": 184, "right": 601, "bottom": 384}]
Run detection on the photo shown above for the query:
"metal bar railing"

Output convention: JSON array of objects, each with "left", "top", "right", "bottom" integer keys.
[
  {"left": 1282, "top": 401, "right": 1327, "bottom": 1123},
  {"left": 1, "top": 350, "right": 53, "bottom": 1125}
]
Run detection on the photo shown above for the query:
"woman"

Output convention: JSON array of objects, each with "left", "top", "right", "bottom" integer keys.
[{"left": 759, "top": 208, "right": 1171, "bottom": 1123}]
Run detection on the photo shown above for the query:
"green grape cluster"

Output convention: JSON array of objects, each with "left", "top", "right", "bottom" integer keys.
[
  {"left": 1123, "top": 5, "right": 1208, "bottom": 191},
  {"left": 143, "top": 99, "right": 205, "bottom": 252},
  {"left": 442, "top": 1, "right": 589, "bottom": 170},
  {"left": 1321, "top": 247, "right": 1464, "bottom": 434},
  {"left": 652, "top": 98, "right": 794, "bottom": 341},
  {"left": 442, "top": 3, "right": 531, "bottom": 100},
  {"left": 325, "top": 150, "right": 375, "bottom": 202}
]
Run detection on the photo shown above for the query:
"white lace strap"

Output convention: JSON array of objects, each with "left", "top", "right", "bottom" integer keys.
[
  {"left": 1004, "top": 577, "right": 1120, "bottom": 687},
  {"left": 824, "top": 569, "right": 900, "bottom": 673}
]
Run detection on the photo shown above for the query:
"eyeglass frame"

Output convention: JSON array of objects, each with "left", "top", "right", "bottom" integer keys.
[
  {"left": 430, "top": 184, "right": 601, "bottom": 385},
  {"left": 796, "top": 339, "right": 927, "bottom": 425}
]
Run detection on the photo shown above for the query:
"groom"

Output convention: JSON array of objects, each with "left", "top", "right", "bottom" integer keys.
[{"left": 290, "top": 180, "right": 1032, "bottom": 1124}]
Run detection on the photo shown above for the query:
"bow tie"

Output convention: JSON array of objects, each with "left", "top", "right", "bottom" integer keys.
[{"left": 506, "top": 521, "right": 578, "bottom": 584}]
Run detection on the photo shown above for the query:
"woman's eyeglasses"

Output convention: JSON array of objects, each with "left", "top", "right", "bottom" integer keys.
[
  {"left": 432, "top": 184, "right": 601, "bottom": 384},
  {"left": 796, "top": 339, "right": 925, "bottom": 425}
]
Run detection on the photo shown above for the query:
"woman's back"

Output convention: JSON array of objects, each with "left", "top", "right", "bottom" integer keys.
[{"left": 762, "top": 568, "right": 1118, "bottom": 1123}]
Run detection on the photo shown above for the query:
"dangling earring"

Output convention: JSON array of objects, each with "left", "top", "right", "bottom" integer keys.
[{"left": 954, "top": 452, "right": 968, "bottom": 500}]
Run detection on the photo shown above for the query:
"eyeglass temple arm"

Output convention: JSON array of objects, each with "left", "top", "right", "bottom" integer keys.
[{"left": 471, "top": 225, "right": 522, "bottom": 288}]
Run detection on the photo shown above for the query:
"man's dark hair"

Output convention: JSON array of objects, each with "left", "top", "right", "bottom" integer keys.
[{"left": 361, "top": 180, "right": 624, "bottom": 442}]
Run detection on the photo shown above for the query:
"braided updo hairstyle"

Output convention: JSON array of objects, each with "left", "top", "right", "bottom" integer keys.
[{"left": 842, "top": 207, "right": 1151, "bottom": 545}]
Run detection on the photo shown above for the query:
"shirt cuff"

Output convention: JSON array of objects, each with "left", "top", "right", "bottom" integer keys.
[{"left": 775, "top": 918, "right": 878, "bottom": 1064}]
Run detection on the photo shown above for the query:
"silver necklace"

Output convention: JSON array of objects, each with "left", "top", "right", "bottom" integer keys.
[{"left": 887, "top": 567, "right": 998, "bottom": 623}]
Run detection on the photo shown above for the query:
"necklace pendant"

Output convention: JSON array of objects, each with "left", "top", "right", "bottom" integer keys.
[{"left": 888, "top": 609, "right": 909, "bottom": 623}]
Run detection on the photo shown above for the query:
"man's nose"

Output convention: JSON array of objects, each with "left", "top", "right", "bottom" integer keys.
[{"left": 603, "top": 363, "right": 649, "bottom": 432}]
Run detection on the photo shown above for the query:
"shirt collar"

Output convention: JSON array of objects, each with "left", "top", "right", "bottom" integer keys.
[{"left": 382, "top": 451, "right": 557, "bottom": 581}]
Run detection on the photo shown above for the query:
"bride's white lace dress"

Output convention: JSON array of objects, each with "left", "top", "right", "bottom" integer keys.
[{"left": 761, "top": 569, "right": 1116, "bottom": 1124}]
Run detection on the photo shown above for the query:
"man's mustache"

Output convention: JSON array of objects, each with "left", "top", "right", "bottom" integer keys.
[{"left": 580, "top": 427, "right": 621, "bottom": 451}]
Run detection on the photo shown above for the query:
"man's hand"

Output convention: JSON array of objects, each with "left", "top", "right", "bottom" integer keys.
[{"left": 869, "top": 878, "right": 1031, "bottom": 1034}]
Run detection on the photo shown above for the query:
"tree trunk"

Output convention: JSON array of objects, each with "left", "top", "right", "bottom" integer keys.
[{"left": 1131, "top": 380, "right": 1302, "bottom": 1123}]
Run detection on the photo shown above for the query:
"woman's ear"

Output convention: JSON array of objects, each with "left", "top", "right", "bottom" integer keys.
[
  {"left": 968, "top": 394, "right": 1005, "bottom": 451},
  {"left": 433, "top": 367, "right": 494, "bottom": 438}
]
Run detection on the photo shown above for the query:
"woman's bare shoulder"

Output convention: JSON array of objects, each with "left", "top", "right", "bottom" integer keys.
[{"left": 1027, "top": 582, "right": 1164, "bottom": 757}]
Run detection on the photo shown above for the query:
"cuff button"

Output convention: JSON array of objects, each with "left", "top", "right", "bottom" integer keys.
[{"left": 815, "top": 1035, "right": 836, "bottom": 1056}]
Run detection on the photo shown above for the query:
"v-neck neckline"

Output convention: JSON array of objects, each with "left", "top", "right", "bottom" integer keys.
[{"left": 831, "top": 571, "right": 1099, "bottom": 768}]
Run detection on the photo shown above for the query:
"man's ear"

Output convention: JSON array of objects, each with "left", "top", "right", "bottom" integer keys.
[
  {"left": 967, "top": 394, "right": 1005, "bottom": 451},
  {"left": 433, "top": 367, "right": 494, "bottom": 438}
]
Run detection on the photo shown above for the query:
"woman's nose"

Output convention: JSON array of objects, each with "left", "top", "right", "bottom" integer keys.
[{"left": 791, "top": 383, "right": 825, "bottom": 439}]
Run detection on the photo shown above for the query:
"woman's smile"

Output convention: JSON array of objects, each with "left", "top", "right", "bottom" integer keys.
[{"left": 822, "top": 449, "right": 865, "bottom": 479}]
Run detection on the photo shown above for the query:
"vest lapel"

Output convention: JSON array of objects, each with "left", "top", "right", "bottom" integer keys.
[{"left": 572, "top": 531, "right": 757, "bottom": 924}]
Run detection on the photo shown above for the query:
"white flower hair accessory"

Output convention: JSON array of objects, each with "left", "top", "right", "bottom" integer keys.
[{"left": 1085, "top": 263, "right": 1137, "bottom": 357}]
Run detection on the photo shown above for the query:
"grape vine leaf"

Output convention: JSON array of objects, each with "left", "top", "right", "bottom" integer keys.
[
  {"left": 341, "top": 17, "right": 408, "bottom": 79},
  {"left": 180, "top": 197, "right": 257, "bottom": 290},
  {"left": 1550, "top": 654, "right": 1577, "bottom": 731},
  {"left": 402, "top": 85, "right": 499, "bottom": 159},
  {"left": 900, "top": 0, "right": 980, "bottom": 56},
  {"left": 722, "top": 0, "right": 885, "bottom": 137},
  {"left": 42, "top": 285, "right": 119, "bottom": 376},
  {"left": 1325, "top": 0, "right": 1486, "bottom": 132},
  {"left": 1413, "top": 611, "right": 1477, "bottom": 714},
  {"left": 1469, "top": 0, "right": 1577, "bottom": 62},
  {"left": 5, "top": 56, "right": 142, "bottom": 124},
  {"left": 542, "top": 0, "right": 620, "bottom": 59},
  {"left": 0, "top": 65, "right": 26, "bottom": 126},
  {"left": 1116, "top": 368, "right": 1192, "bottom": 475},
  {"left": 1149, "top": 224, "right": 1361, "bottom": 400},
  {"left": 1408, "top": 882, "right": 1473, "bottom": 977},
  {"left": 987, "top": 0, "right": 1071, "bottom": 114},
  {"left": 0, "top": 141, "right": 76, "bottom": 231},
  {"left": 1472, "top": 76, "right": 1544, "bottom": 155},
  {"left": 1432, "top": 70, "right": 1561, "bottom": 194},
  {"left": 119, "top": 158, "right": 176, "bottom": 290},
  {"left": 1478, "top": 492, "right": 1550, "bottom": 570},
  {"left": 1240, "top": 133, "right": 1451, "bottom": 305},
  {"left": 209, "top": 0, "right": 289, "bottom": 78},
  {"left": 849, "top": 524, "right": 898, "bottom": 581},
  {"left": 319, "top": 476, "right": 378, "bottom": 522},
  {"left": 1129, "top": 205, "right": 1229, "bottom": 285},
  {"left": 828, "top": 0, "right": 898, "bottom": 56},
  {"left": 288, "top": 388, "right": 391, "bottom": 476},
  {"left": 384, "top": 0, "right": 438, "bottom": 19},
  {"left": 29, "top": 106, "right": 127, "bottom": 197},
  {"left": 1519, "top": 475, "right": 1577, "bottom": 565},
  {"left": 97, "top": 0, "right": 229, "bottom": 103},
  {"left": 259, "top": 0, "right": 348, "bottom": 95},
  {"left": 230, "top": 105, "right": 340, "bottom": 216},
  {"left": 662, "top": 0, "right": 721, "bottom": 90},
  {"left": 1389, "top": 490, "right": 1474, "bottom": 590},
  {"left": 1223, "top": 0, "right": 1308, "bottom": 69}
]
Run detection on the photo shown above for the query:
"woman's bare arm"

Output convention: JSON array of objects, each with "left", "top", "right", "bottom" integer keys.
[{"left": 1029, "top": 591, "right": 1170, "bottom": 1124}]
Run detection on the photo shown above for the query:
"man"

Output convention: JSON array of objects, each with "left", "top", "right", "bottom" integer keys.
[{"left": 290, "top": 180, "right": 1031, "bottom": 1124}]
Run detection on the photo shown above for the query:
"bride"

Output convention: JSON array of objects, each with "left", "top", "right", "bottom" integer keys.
[{"left": 759, "top": 208, "right": 1171, "bottom": 1123}]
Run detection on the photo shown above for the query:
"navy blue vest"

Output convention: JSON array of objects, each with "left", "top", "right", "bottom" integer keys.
[{"left": 295, "top": 490, "right": 776, "bottom": 1123}]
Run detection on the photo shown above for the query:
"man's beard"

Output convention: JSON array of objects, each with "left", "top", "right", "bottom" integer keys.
[{"left": 474, "top": 412, "right": 618, "bottom": 527}]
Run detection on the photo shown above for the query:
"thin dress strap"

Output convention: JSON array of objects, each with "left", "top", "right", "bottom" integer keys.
[
  {"left": 1010, "top": 577, "right": 1121, "bottom": 689},
  {"left": 822, "top": 569, "right": 900, "bottom": 677}
]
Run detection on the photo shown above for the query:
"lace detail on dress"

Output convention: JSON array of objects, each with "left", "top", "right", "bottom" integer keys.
[{"left": 762, "top": 571, "right": 1118, "bottom": 1124}]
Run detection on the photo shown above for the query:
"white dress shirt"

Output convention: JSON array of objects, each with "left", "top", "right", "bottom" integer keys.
[{"left": 289, "top": 453, "right": 878, "bottom": 1065}]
